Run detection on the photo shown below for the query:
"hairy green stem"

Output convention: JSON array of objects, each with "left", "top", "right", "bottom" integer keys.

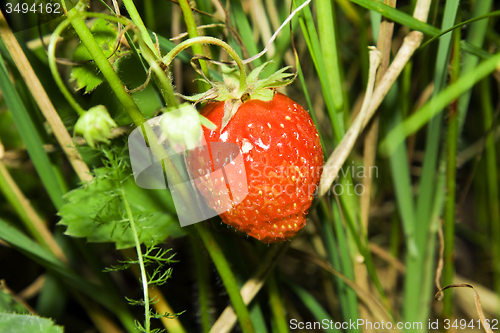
[
  {"left": 60, "top": 12, "right": 198, "bottom": 213},
  {"left": 119, "top": 0, "right": 179, "bottom": 106},
  {"left": 120, "top": 187, "right": 151, "bottom": 333},
  {"left": 63, "top": 11, "right": 178, "bottom": 108},
  {"left": 122, "top": 0, "right": 158, "bottom": 58},
  {"left": 195, "top": 223, "right": 255, "bottom": 333},
  {"left": 138, "top": 37, "right": 179, "bottom": 108},
  {"left": 162, "top": 36, "right": 247, "bottom": 94},
  {"left": 65, "top": 8, "right": 147, "bottom": 126}
]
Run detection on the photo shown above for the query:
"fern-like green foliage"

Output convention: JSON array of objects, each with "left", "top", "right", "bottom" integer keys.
[
  {"left": 58, "top": 146, "right": 186, "bottom": 249},
  {"left": 108, "top": 245, "right": 184, "bottom": 332},
  {"left": 106, "top": 245, "right": 176, "bottom": 273}
]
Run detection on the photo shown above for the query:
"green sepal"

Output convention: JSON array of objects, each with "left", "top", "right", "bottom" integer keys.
[
  {"left": 177, "top": 90, "right": 218, "bottom": 103},
  {"left": 254, "top": 66, "right": 295, "bottom": 90},
  {"left": 250, "top": 89, "right": 274, "bottom": 101},
  {"left": 199, "top": 114, "right": 217, "bottom": 130},
  {"left": 181, "top": 60, "right": 296, "bottom": 104},
  {"left": 180, "top": 60, "right": 297, "bottom": 131},
  {"left": 246, "top": 61, "right": 272, "bottom": 85}
]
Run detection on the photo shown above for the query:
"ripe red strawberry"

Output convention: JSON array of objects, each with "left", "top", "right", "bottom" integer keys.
[
  {"left": 188, "top": 92, "right": 323, "bottom": 243},
  {"left": 181, "top": 62, "right": 323, "bottom": 243}
]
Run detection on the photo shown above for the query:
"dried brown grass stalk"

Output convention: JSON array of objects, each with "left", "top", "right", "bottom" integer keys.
[{"left": 0, "top": 10, "right": 92, "bottom": 183}]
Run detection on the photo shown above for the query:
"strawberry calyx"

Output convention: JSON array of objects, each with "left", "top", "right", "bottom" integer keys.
[
  {"left": 179, "top": 61, "right": 296, "bottom": 131},
  {"left": 74, "top": 105, "right": 118, "bottom": 148}
]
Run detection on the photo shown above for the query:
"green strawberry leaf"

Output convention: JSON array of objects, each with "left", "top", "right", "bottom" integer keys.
[
  {"left": 0, "top": 313, "right": 63, "bottom": 333},
  {"left": 70, "top": 18, "right": 118, "bottom": 94},
  {"left": 0, "top": 284, "right": 30, "bottom": 314},
  {"left": 70, "top": 64, "right": 104, "bottom": 94},
  {"left": 58, "top": 154, "right": 185, "bottom": 249}
]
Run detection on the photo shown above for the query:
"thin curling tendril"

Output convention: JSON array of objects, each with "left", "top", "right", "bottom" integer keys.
[{"left": 161, "top": 36, "right": 247, "bottom": 95}]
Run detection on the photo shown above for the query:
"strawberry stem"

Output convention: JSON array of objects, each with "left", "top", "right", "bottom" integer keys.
[
  {"left": 161, "top": 36, "right": 247, "bottom": 94},
  {"left": 177, "top": 0, "right": 211, "bottom": 82},
  {"left": 48, "top": 18, "right": 86, "bottom": 116},
  {"left": 120, "top": 186, "right": 151, "bottom": 333},
  {"left": 122, "top": 0, "right": 159, "bottom": 59},
  {"left": 57, "top": 10, "right": 180, "bottom": 112},
  {"left": 64, "top": 9, "right": 147, "bottom": 126}
]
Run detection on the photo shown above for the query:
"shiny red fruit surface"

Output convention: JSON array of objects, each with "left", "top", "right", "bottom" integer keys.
[{"left": 189, "top": 93, "right": 324, "bottom": 243}]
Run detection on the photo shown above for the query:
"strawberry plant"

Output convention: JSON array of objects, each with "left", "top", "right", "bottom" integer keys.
[{"left": 1, "top": 0, "right": 500, "bottom": 333}]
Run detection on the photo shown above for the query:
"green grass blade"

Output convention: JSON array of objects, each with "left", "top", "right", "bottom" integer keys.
[
  {"left": 144, "top": 0, "right": 156, "bottom": 31},
  {"left": 460, "top": 41, "right": 492, "bottom": 60},
  {"left": 385, "top": 114, "right": 417, "bottom": 254},
  {"left": 406, "top": 0, "right": 459, "bottom": 327},
  {"left": 285, "top": 280, "right": 341, "bottom": 332},
  {"left": 0, "top": 54, "right": 64, "bottom": 209},
  {"left": 316, "top": 0, "right": 344, "bottom": 112},
  {"left": 331, "top": 201, "right": 360, "bottom": 333},
  {"left": 380, "top": 83, "right": 420, "bottom": 328},
  {"left": 36, "top": 273, "right": 67, "bottom": 319},
  {"left": 296, "top": 58, "right": 327, "bottom": 158},
  {"left": 420, "top": 10, "right": 500, "bottom": 49},
  {"left": 0, "top": 218, "right": 136, "bottom": 332},
  {"left": 220, "top": 238, "right": 268, "bottom": 333},
  {"left": 369, "top": 0, "right": 383, "bottom": 44},
  {"left": 230, "top": 0, "right": 263, "bottom": 67},
  {"left": 381, "top": 50, "right": 500, "bottom": 155},
  {"left": 296, "top": 0, "right": 344, "bottom": 141},
  {"left": 195, "top": 223, "right": 255, "bottom": 333},
  {"left": 349, "top": 0, "right": 440, "bottom": 35},
  {"left": 267, "top": 273, "right": 289, "bottom": 333},
  {"left": 457, "top": 0, "right": 493, "bottom": 133},
  {"left": 419, "top": 157, "right": 446, "bottom": 323},
  {"left": 480, "top": 78, "right": 500, "bottom": 308},
  {"left": 442, "top": 16, "right": 461, "bottom": 317},
  {"left": 382, "top": 83, "right": 417, "bottom": 255},
  {"left": 190, "top": 234, "right": 212, "bottom": 333},
  {"left": 319, "top": 200, "right": 353, "bottom": 327}
]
